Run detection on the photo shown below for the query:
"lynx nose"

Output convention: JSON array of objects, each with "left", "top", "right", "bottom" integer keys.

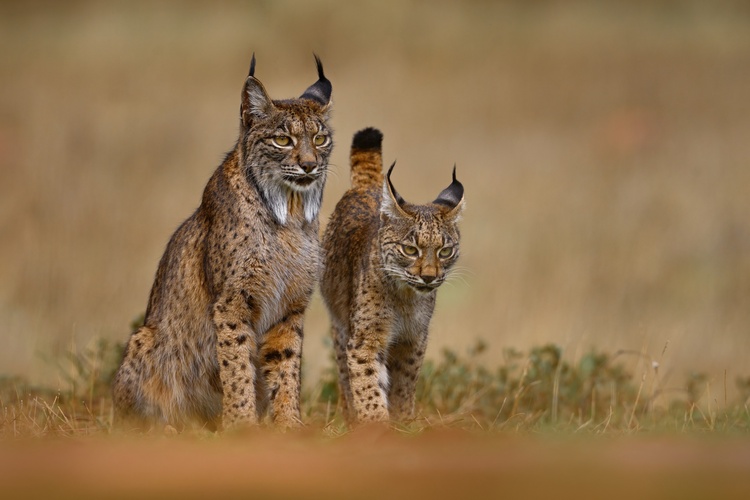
[
  {"left": 421, "top": 274, "right": 437, "bottom": 285},
  {"left": 300, "top": 161, "right": 317, "bottom": 174}
]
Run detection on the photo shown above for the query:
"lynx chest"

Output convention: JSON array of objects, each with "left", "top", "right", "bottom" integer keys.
[{"left": 243, "top": 220, "right": 319, "bottom": 335}]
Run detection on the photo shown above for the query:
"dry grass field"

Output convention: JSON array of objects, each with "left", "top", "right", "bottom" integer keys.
[{"left": 1, "top": 0, "right": 750, "bottom": 497}]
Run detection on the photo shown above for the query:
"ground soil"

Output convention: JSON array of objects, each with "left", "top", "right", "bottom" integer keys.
[{"left": 2, "top": 429, "right": 749, "bottom": 499}]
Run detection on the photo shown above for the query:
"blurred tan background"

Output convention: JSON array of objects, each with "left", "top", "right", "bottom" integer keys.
[{"left": 1, "top": 0, "right": 748, "bottom": 399}]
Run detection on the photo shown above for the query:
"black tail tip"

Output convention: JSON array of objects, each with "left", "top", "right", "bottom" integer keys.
[{"left": 351, "top": 127, "right": 383, "bottom": 151}]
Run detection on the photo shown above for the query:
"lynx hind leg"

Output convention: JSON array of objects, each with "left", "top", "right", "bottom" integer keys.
[
  {"left": 113, "top": 326, "right": 160, "bottom": 431},
  {"left": 387, "top": 337, "right": 428, "bottom": 422},
  {"left": 331, "top": 322, "right": 353, "bottom": 422},
  {"left": 259, "top": 310, "right": 305, "bottom": 429}
]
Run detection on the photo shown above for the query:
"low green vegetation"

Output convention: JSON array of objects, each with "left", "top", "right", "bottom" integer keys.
[{"left": 2, "top": 338, "right": 748, "bottom": 439}]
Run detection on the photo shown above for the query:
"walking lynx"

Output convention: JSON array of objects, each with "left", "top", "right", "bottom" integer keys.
[
  {"left": 113, "top": 55, "right": 333, "bottom": 431},
  {"left": 321, "top": 128, "right": 465, "bottom": 424}
]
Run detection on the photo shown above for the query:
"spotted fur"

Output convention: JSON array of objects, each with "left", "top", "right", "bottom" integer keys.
[
  {"left": 320, "top": 127, "right": 464, "bottom": 424},
  {"left": 113, "top": 55, "right": 333, "bottom": 431}
]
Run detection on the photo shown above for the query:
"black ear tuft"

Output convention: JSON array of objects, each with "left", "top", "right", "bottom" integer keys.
[
  {"left": 433, "top": 165, "right": 464, "bottom": 209},
  {"left": 351, "top": 127, "right": 383, "bottom": 151},
  {"left": 300, "top": 54, "right": 332, "bottom": 106},
  {"left": 386, "top": 162, "right": 407, "bottom": 208},
  {"left": 248, "top": 52, "right": 256, "bottom": 78}
]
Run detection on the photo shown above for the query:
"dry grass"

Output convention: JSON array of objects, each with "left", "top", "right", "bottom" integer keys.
[
  {"left": 2, "top": 337, "right": 749, "bottom": 440},
  {"left": 2, "top": 338, "right": 750, "bottom": 498}
]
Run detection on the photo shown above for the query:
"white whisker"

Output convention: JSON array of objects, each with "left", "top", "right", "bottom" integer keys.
[
  {"left": 445, "top": 273, "right": 471, "bottom": 287},
  {"left": 324, "top": 167, "right": 344, "bottom": 183},
  {"left": 447, "top": 265, "right": 474, "bottom": 276}
]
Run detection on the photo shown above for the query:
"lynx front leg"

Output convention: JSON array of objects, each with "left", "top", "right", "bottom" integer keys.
[
  {"left": 387, "top": 335, "right": 428, "bottom": 421},
  {"left": 214, "top": 298, "right": 258, "bottom": 429},
  {"left": 260, "top": 310, "right": 305, "bottom": 428},
  {"left": 346, "top": 317, "right": 391, "bottom": 423}
]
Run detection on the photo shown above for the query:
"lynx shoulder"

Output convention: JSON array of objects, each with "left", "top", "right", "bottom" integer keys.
[
  {"left": 113, "top": 55, "right": 333, "bottom": 431},
  {"left": 320, "top": 127, "right": 464, "bottom": 424}
]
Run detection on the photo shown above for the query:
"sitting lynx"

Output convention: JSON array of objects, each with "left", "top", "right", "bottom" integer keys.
[
  {"left": 113, "top": 55, "right": 333, "bottom": 431},
  {"left": 320, "top": 128, "right": 465, "bottom": 424}
]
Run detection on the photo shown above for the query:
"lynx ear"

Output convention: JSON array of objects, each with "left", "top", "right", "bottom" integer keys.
[
  {"left": 434, "top": 165, "right": 465, "bottom": 219},
  {"left": 381, "top": 162, "right": 411, "bottom": 219},
  {"left": 300, "top": 54, "right": 332, "bottom": 108},
  {"left": 241, "top": 55, "right": 275, "bottom": 127}
]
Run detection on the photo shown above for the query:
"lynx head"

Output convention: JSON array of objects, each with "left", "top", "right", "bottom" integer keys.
[
  {"left": 239, "top": 54, "right": 333, "bottom": 225},
  {"left": 379, "top": 163, "right": 465, "bottom": 293}
]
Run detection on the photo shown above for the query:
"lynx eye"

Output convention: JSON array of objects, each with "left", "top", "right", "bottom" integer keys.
[
  {"left": 438, "top": 247, "right": 455, "bottom": 259},
  {"left": 313, "top": 134, "right": 328, "bottom": 147},
  {"left": 272, "top": 136, "right": 292, "bottom": 147},
  {"left": 401, "top": 244, "right": 419, "bottom": 257}
]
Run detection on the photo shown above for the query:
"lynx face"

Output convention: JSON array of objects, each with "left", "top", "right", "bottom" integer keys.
[
  {"left": 379, "top": 209, "right": 460, "bottom": 292},
  {"left": 245, "top": 104, "right": 332, "bottom": 190},
  {"left": 240, "top": 57, "right": 333, "bottom": 225},
  {"left": 379, "top": 165, "right": 463, "bottom": 293},
  {"left": 267, "top": 115, "right": 332, "bottom": 191}
]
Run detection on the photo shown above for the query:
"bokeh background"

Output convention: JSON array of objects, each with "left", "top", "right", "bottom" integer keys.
[{"left": 1, "top": 0, "right": 748, "bottom": 401}]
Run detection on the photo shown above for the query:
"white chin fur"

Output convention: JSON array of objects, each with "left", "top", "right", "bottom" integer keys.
[
  {"left": 284, "top": 178, "right": 319, "bottom": 193},
  {"left": 264, "top": 179, "right": 323, "bottom": 225}
]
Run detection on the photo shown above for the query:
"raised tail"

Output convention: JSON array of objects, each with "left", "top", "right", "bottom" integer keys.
[{"left": 350, "top": 127, "right": 384, "bottom": 190}]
